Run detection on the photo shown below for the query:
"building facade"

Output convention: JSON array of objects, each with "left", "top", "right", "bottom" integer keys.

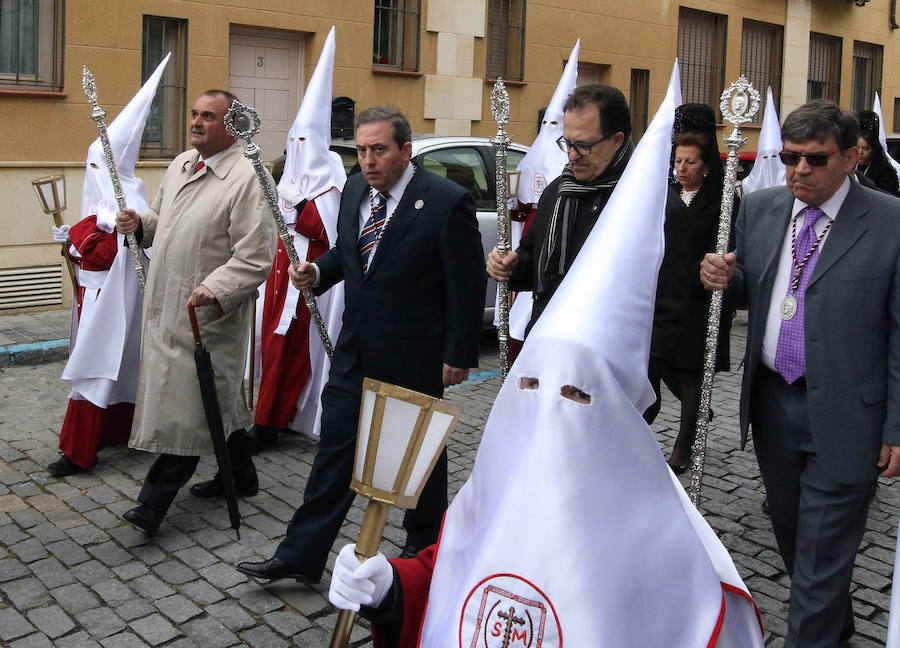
[{"left": 1, "top": 0, "right": 895, "bottom": 312}]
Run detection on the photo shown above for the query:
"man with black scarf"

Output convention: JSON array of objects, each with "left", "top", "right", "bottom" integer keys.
[{"left": 487, "top": 84, "right": 691, "bottom": 422}]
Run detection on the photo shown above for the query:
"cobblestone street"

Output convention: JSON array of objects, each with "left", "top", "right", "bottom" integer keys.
[{"left": 1, "top": 312, "right": 897, "bottom": 647}]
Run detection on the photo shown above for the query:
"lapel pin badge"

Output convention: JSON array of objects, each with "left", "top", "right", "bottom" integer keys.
[{"left": 415, "top": 199, "right": 425, "bottom": 210}]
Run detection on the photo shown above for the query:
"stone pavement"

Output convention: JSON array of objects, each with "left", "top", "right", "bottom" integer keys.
[
  {"left": 0, "top": 310, "right": 71, "bottom": 368},
  {"left": 0, "top": 311, "right": 897, "bottom": 647}
]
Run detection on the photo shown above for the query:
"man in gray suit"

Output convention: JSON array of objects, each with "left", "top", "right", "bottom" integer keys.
[{"left": 702, "top": 100, "right": 900, "bottom": 647}]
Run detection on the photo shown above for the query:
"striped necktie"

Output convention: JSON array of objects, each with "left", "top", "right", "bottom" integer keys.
[{"left": 359, "top": 191, "right": 388, "bottom": 272}]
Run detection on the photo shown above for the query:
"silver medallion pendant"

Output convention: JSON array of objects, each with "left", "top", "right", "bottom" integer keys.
[{"left": 781, "top": 294, "right": 798, "bottom": 320}]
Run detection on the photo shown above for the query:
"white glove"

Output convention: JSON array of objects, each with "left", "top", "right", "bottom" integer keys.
[
  {"left": 328, "top": 543, "right": 394, "bottom": 612},
  {"left": 51, "top": 224, "right": 70, "bottom": 243}
]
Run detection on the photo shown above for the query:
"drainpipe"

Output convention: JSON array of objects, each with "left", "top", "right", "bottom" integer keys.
[{"left": 892, "top": 0, "right": 899, "bottom": 29}]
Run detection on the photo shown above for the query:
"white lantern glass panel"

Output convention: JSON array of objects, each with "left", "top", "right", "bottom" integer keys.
[
  {"left": 354, "top": 390, "right": 377, "bottom": 482},
  {"left": 39, "top": 182, "right": 56, "bottom": 212},
  {"left": 371, "top": 396, "right": 421, "bottom": 491},
  {"left": 404, "top": 411, "right": 455, "bottom": 497},
  {"left": 54, "top": 175, "right": 66, "bottom": 211}
]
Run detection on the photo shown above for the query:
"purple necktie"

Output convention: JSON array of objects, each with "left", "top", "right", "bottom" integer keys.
[{"left": 774, "top": 207, "right": 826, "bottom": 384}]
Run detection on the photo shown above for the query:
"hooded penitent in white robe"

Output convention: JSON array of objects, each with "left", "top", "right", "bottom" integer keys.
[
  {"left": 254, "top": 26, "right": 346, "bottom": 439},
  {"left": 414, "top": 62, "right": 764, "bottom": 648},
  {"left": 61, "top": 53, "right": 170, "bottom": 408},
  {"left": 874, "top": 92, "right": 900, "bottom": 184},
  {"left": 741, "top": 86, "right": 785, "bottom": 196}
]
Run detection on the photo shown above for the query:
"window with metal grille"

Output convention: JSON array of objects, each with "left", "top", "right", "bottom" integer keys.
[
  {"left": 486, "top": 0, "right": 525, "bottom": 81},
  {"left": 740, "top": 19, "right": 782, "bottom": 120},
  {"left": 630, "top": 69, "right": 649, "bottom": 142},
  {"left": 140, "top": 16, "right": 188, "bottom": 159},
  {"left": 677, "top": 7, "right": 727, "bottom": 111},
  {"left": 851, "top": 40, "right": 883, "bottom": 113},
  {"left": 0, "top": 0, "right": 63, "bottom": 91},
  {"left": 807, "top": 32, "right": 842, "bottom": 103},
  {"left": 373, "top": 0, "right": 420, "bottom": 71}
]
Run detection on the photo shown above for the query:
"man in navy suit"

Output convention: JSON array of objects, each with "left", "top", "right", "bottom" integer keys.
[
  {"left": 702, "top": 100, "right": 900, "bottom": 647},
  {"left": 238, "top": 106, "right": 485, "bottom": 583}
]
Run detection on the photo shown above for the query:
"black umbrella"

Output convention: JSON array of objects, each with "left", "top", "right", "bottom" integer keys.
[{"left": 188, "top": 304, "right": 241, "bottom": 540}]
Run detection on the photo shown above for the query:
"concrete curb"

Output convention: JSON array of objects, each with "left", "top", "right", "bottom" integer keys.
[{"left": 0, "top": 338, "right": 69, "bottom": 368}]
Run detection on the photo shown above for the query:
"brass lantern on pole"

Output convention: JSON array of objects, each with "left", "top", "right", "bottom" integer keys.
[
  {"left": 329, "top": 378, "right": 460, "bottom": 648},
  {"left": 31, "top": 174, "right": 78, "bottom": 293}
]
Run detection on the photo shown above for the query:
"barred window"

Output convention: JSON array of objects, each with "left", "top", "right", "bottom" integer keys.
[
  {"left": 630, "top": 69, "right": 649, "bottom": 142},
  {"left": 677, "top": 7, "right": 727, "bottom": 111},
  {"left": 486, "top": 0, "right": 526, "bottom": 81},
  {"left": 740, "top": 19, "right": 782, "bottom": 119},
  {"left": 0, "top": 0, "right": 63, "bottom": 91},
  {"left": 140, "top": 16, "right": 188, "bottom": 159},
  {"left": 373, "top": 0, "right": 420, "bottom": 71},
  {"left": 851, "top": 40, "right": 883, "bottom": 113},
  {"left": 807, "top": 32, "right": 841, "bottom": 103}
]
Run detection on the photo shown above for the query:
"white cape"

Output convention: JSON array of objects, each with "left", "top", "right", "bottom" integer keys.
[{"left": 61, "top": 232, "right": 146, "bottom": 407}]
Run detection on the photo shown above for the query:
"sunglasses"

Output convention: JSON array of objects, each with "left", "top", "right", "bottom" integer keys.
[{"left": 778, "top": 149, "right": 840, "bottom": 167}]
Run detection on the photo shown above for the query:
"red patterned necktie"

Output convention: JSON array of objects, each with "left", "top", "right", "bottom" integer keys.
[{"left": 195, "top": 160, "right": 205, "bottom": 174}]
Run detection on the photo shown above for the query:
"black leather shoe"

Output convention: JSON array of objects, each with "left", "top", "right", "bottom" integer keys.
[
  {"left": 48, "top": 454, "right": 88, "bottom": 476},
  {"left": 236, "top": 557, "right": 319, "bottom": 584},
  {"left": 246, "top": 425, "right": 280, "bottom": 452},
  {"left": 123, "top": 505, "right": 162, "bottom": 536},
  {"left": 190, "top": 477, "right": 258, "bottom": 498},
  {"left": 399, "top": 544, "right": 427, "bottom": 559}
]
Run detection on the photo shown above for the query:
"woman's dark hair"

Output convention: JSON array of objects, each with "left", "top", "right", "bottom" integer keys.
[{"left": 673, "top": 132, "right": 715, "bottom": 170}]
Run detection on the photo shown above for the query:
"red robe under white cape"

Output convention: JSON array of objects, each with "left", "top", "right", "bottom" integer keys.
[
  {"left": 58, "top": 216, "right": 135, "bottom": 468},
  {"left": 254, "top": 190, "right": 342, "bottom": 436}
]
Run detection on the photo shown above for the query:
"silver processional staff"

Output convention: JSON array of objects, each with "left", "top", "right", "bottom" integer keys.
[
  {"left": 81, "top": 66, "right": 147, "bottom": 291},
  {"left": 491, "top": 78, "right": 513, "bottom": 379},
  {"left": 688, "top": 77, "right": 760, "bottom": 505},
  {"left": 224, "top": 99, "right": 335, "bottom": 360}
]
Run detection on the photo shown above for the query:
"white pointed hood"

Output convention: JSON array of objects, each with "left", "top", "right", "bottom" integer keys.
[
  {"left": 874, "top": 92, "right": 900, "bottom": 183},
  {"left": 417, "top": 63, "right": 762, "bottom": 647},
  {"left": 515, "top": 40, "right": 579, "bottom": 205},
  {"left": 672, "top": 58, "right": 683, "bottom": 107},
  {"left": 80, "top": 53, "right": 169, "bottom": 231},
  {"left": 742, "top": 86, "right": 786, "bottom": 195},
  {"left": 277, "top": 26, "right": 347, "bottom": 217}
]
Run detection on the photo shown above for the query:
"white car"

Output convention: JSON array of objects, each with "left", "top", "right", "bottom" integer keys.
[{"left": 330, "top": 135, "right": 529, "bottom": 325}]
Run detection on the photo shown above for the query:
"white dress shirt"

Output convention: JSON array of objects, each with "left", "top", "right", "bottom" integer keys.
[{"left": 760, "top": 176, "right": 850, "bottom": 369}]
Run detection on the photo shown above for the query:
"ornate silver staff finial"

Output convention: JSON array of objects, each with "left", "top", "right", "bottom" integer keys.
[
  {"left": 491, "top": 78, "right": 513, "bottom": 379},
  {"left": 224, "top": 100, "right": 334, "bottom": 360},
  {"left": 81, "top": 65, "right": 146, "bottom": 291},
  {"left": 688, "top": 76, "right": 760, "bottom": 506},
  {"left": 491, "top": 78, "right": 510, "bottom": 127}
]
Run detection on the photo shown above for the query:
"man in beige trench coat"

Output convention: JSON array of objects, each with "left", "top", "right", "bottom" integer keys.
[{"left": 116, "top": 90, "right": 276, "bottom": 535}]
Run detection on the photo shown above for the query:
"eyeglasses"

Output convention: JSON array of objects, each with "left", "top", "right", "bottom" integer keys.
[
  {"left": 556, "top": 134, "right": 611, "bottom": 156},
  {"left": 778, "top": 149, "right": 840, "bottom": 167}
]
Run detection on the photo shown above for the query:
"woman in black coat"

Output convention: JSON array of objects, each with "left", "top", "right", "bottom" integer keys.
[
  {"left": 856, "top": 131, "right": 899, "bottom": 197},
  {"left": 662, "top": 129, "right": 738, "bottom": 472}
]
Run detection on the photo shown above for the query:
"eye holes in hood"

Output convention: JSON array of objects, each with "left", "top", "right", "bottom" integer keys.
[{"left": 517, "top": 376, "right": 591, "bottom": 404}]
